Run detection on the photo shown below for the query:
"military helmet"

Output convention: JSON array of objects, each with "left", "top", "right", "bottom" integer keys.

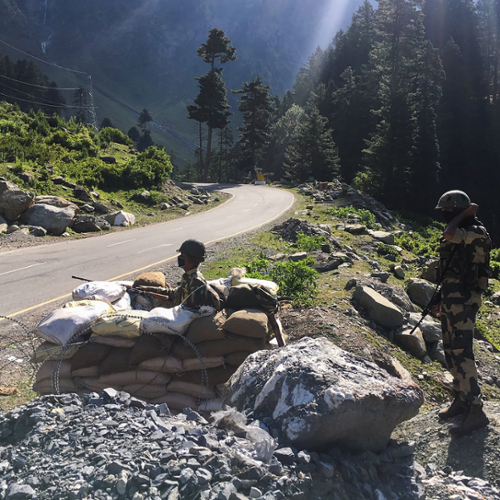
[
  {"left": 177, "top": 239, "right": 206, "bottom": 259},
  {"left": 435, "top": 190, "right": 471, "bottom": 210}
]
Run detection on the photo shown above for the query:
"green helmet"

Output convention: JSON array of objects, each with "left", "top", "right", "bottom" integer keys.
[
  {"left": 177, "top": 239, "right": 206, "bottom": 259},
  {"left": 435, "top": 190, "right": 470, "bottom": 210}
]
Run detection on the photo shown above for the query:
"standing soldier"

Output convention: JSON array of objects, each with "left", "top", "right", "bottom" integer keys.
[{"left": 434, "top": 190, "right": 491, "bottom": 435}]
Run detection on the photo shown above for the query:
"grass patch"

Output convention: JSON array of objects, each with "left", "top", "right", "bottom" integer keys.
[{"left": 0, "top": 375, "right": 36, "bottom": 413}]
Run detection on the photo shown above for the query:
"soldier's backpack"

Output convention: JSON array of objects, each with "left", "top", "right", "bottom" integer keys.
[{"left": 226, "top": 283, "right": 279, "bottom": 314}]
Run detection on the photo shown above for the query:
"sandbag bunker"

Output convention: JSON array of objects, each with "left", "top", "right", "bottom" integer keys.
[{"left": 32, "top": 277, "right": 281, "bottom": 412}]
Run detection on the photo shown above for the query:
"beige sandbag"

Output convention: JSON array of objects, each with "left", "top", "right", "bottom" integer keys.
[
  {"left": 223, "top": 309, "right": 269, "bottom": 338},
  {"left": 133, "top": 272, "right": 166, "bottom": 288},
  {"left": 171, "top": 332, "right": 265, "bottom": 359},
  {"left": 99, "top": 348, "right": 133, "bottom": 375},
  {"left": 99, "top": 370, "right": 171, "bottom": 386},
  {"left": 138, "top": 356, "right": 183, "bottom": 373},
  {"left": 184, "top": 312, "right": 226, "bottom": 344},
  {"left": 31, "top": 342, "right": 80, "bottom": 364},
  {"left": 92, "top": 336, "right": 136, "bottom": 348},
  {"left": 71, "top": 343, "right": 111, "bottom": 371},
  {"left": 122, "top": 384, "right": 167, "bottom": 400},
  {"left": 91, "top": 310, "right": 149, "bottom": 339},
  {"left": 33, "top": 377, "right": 79, "bottom": 395},
  {"left": 174, "top": 366, "right": 237, "bottom": 387},
  {"left": 129, "top": 333, "right": 172, "bottom": 366},
  {"left": 198, "top": 398, "right": 224, "bottom": 412},
  {"left": 166, "top": 380, "right": 216, "bottom": 400},
  {"left": 72, "top": 366, "right": 100, "bottom": 378},
  {"left": 225, "top": 351, "right": 251, "bottom": 366},
  {"left": 80, "top": 377, "right": 123, "bottom": 392},
  {"left": 182, "top": 356, "right": 225, "bottom": 371},
  {"left": 36, "top": 360, "right": 72, "bottom": 383},
  {"left": 150, "top": 392, "right": 198, "bottom": 411}
]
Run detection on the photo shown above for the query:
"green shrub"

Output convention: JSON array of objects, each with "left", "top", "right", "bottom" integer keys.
[
  {"left": 296, "top": 232, "right": 327, "bottom": 252},
  {"left": 325, "top": 205, "right": 377, "bottom": 229},
  {"left": 377, "top": 243, "right": 399, "bottom": 257},
  {"left": 394, "top": 223, "right": 442, "bottom": 257},
  {"left": 124, "top": 146, "right": 173, "bottom": 189},
  {"left": 100, "top": 127, "right": 133, "bottom": 146}
]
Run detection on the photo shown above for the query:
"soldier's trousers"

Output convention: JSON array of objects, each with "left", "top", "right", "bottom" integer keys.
[{"left": 440, "top": 302, "right": 481, "bottom": 405}]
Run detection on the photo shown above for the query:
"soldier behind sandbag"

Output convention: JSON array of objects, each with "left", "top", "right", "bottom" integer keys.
[{"left": 433, "top": 190, "right": 491, "bottom": 435}]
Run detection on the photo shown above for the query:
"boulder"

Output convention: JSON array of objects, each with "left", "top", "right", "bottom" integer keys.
[
  {"left": 103, "top": 211, "right": 136, "bottom": 227},
  {"left": 17, "top": 172, "right": 34, "bottom": 185},
  {"left": 72, "top": 215, "right": 110, "bottom": 233},
  {"left": 73, "top": 185, "right": 93, "bottom": 202},
  {"left": 344, "top": 224, "right": 367, "bottom": 235},
  {"left": 369, "top": 230, "right": 395, "bottom": 245},
  {"left": 92, "top": 201, "right": 109, "bottom": 214},
  {"left": 0, "top": 214, "right": 8, "bottom": 234},
  {"left": 81, "top": 204, "right": 95, "bottom": 213},
  {"left": 133, "top": 190, "right": 151, "bottom": 203},
  {"left": 0, "top": 178, "right": 35, "bottom": 221},
  {"left": 407, "top": 313, "right": 442, "bottom": 343},
  {"left": 35, "top": 196, "right": 78, "bottom": 210},
  {"left": 19, "top": 204, "right": 75, "bottom": 236},
  {"left": 369, "top": 282, "right": 417, "bottom": 312},
  {"left": 393, "top": 266, "right": 405, "bottom": 279},
  {"left": 407, "top": 278, "right": 435, "bottom": 309},
  {"left": 100, "top": 156, "right": 117, "bottom": 164},
  {"left": 224, "top": 337, "right": 423, "bottom": 452},
  {"left": 21, "top": 225, "right": 47, "bottom": 237},
  {"left": 420, "top": 259, "right": 439, "bottom": 284},
  {"left": 313, "top": 253, "right": 349, "bottom": 273},
  {"left": 394, "top": 327, "right": 427, "bottom": 358},
  {"left": 289, "top": 252, "right": 308, "bottom": 262},
  {"left": 353, "top": 285, "right": 404, "bottom": 329}
]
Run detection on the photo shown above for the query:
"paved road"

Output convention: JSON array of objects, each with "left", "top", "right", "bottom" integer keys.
[{"left": 0, "top": 184, "right": 295, "bottom": 318}]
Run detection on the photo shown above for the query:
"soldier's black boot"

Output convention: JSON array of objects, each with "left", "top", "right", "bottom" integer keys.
[
  {"left": 449, "top": 404, "right": 489, "bottom": 436},
  {"left": 438, "top": 396, "right": 468, "bottom": 420}
]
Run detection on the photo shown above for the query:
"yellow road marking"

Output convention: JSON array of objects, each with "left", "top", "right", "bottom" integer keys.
[{"left": 3, "top": 189, "right": 295, "bottom": 320}]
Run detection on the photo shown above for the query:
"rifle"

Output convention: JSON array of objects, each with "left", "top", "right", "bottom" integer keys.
[
  {"left": 72, "top": 276, "right": 170, "bottom": 301},
  {"left": 268, "top": 312, "right": 286, "bottom": 347}
]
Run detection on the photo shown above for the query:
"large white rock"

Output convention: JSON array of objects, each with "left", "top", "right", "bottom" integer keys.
[
  {"left": 0, "top": 178, "right": 34, "bottom": 221},
  {"left": 19, "top": 204, "right": 76, "bottom": 236},
  {"left": 353, "top": 285, "right": 404, "bottom": 329},
  {"left": 224, "top": 337, "right": 423, "bottom": 452},
  {"left": 406, "top": 278, "right": 435, "bottom": 309}
]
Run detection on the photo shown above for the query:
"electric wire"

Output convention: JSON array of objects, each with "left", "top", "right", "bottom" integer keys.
[
  {"left": 0, "top": 80, "right": 68, "bottom": 107},
  {"left": 0, "top": 73, "right": 80, "bottom": 91},
  {"left": 0, "top": 91, "right": 95, "bottom": 109}
]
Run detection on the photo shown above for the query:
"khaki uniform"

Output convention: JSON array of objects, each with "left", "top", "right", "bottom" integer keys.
[
  {"left": 170, "top": 268, "right": 221, "bottom": 310},
  {"left": 438, "top": 223, "right": 491, "bottom": 405}
]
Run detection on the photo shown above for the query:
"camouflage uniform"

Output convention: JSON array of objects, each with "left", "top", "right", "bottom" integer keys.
[
  {"left": 438, "top": 222, "right": 491, "bottom": 406},
  {"left": 170, "top": 268, "right": 221, "bottom": 310}
]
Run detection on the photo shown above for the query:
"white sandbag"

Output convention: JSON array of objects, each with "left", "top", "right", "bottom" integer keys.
[
  {"left": 112, "top": 293, "right": 132, "bottom": 311},
  {"left": 35, "top": 301, "right": 113, "bottom": 346},
  {"left": 99, "top": 370, "right": 171, "bottom": 386},
  {"left": 139, "top": 356, "right": 183, "bottom": 373},
  {"left": 198, "top": 398, "right": 224, "bottom": 412},
  {"left": 142, "top": 305, "right": 212, "bottom": 336},
  {"left": 167, "top": 380, "right": 216, "bottom": 400},
  {"left": 150, "top": 392, "right": 198, "bottom": 411},
  {"left": 182, "top": 356, "right": 225, "bottom": 372},
  {"left": 231, "top": 276, "right": 279, "bottom": 294},
  {"left": 113, "top": 211, "right": 136, "bottom": 227},
  {"left": 72, "top": 281, "right": 125, "bottom": 303},
  {"left": 31, "top": 341, "right": 81, "bottom": 364}
]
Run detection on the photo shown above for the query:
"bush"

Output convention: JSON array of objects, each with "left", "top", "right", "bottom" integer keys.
[
  {"left": 100, "top": 127, "right": 133, "bottom": 146},
  {"left": 377, "top": 243, "right": 399, "bottom": 257},
  {"left": 325, "top": 205, "right": 377, "bottom": 229},
  {"left": 394, "top": 222, "right": 442, "bottom": 257},
  {"left": 295, "top": 232, "right": 327, "bottom": 252},
  {"left": 124, "top": 146, "right": 173, "bottom": 189}
]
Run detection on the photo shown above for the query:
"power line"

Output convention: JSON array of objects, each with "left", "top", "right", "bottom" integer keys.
[
  {"left": 0, "top": 80, "right": 67, "bottom": 107},
  {"left": 0, "top": 38, "right": 87, "bottom": 75},
  {"left": 0, "top": 91, "right": 95, "bottom": 109},
  {"left": 0, "top": 74, "right": 80, "bottom": 90}
]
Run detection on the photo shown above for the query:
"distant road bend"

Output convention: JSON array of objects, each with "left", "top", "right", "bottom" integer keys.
[{"left": 0, "top": 184, "right": 295, "bottom": 318}]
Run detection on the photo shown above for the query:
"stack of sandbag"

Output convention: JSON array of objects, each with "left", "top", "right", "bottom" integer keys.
[{"left": 32, "top": 302, "right": 275, "bottom": 412}]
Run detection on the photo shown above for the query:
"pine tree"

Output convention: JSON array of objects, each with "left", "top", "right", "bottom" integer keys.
[
  {"left": 187, "top": 28, "right": 236, "bottom": 182},
  {"left": 233, "top": 76, "right": 273, "bottom": 176},
  {"left": 138, "top": 108, "right": 153, "bottom": 131}
]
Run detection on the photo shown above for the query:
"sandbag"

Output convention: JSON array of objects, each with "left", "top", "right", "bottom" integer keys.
[
  {"left": 91, "top": 310, "right": 148, "bottom": 338},
  {"left": 226, "top": 284, "right": 278, "bottom": 314},
  {"left": 31, "top": 342, "right": 80, "bottom": 364},
  {"left": 91, "top": 336, "right": 136, "bottom": 348},
  {"left": 80, "top": 377, "right": 123, "bottom": 392},
  {"left": 133, "top": 272, "right": 166, "bottom": 288},
  {"left": 231, "top": 276, "right": 279, "bottom": 294},
  {"left": 72, "top": 281, "right": 125, "bottom": 303},
  {"left": 72, "top": 365, "right": 100, "bottom": 378},
  {"left": 182, "top": 356, "right": 225, "bottom": 372},
  {"left": 223, "top": 308, "right": 269, "bottom": 338},
  {"left": 184, "top": 312, "right": 226, "bottom": 344},
  {"left": 112, "top": 293, "right": 132, "bottom": 311},
  {"left": 171, "top": 332, "right": 265, "bottom": 359},
  {"left": 150, "top": 392, "right": 198, "bottom": 411},
  {"left": 129, "top": 333, "right": 172, "bottom": 366},
  {"left": 35, "top": 301, "right": 113, "bottom": 345},
  {"left": 100, "top": 348, "right": 133, "bottom": 375},
  {"left": 166, "top": 380, "right": 216, "bottom": 400},
  {"left": 99, "top": 370, "right": 171, "bottom": 386},
  {"left": 225, "top": 351, "right": 251, "bottom": 366},
  {"left": 138, "top": 356, "right": 183, "bottom": 373},
  {"left": 142, "top": 306, "right": 201, "bottom": 336},
  {"left": 33, "top": 377, "right": 79, "bottom": 395},
  {"left": 122, "top": 384, "right": 167, "bottom": 400},
  {"left": 36, "top": 360, "right": 72, "bottom": 383},
  {"left": 71, "top": 343, "right": 112, "bottom": 371},
  {"left": 174, "top": 366, "right": 237, "bottom": 387}
]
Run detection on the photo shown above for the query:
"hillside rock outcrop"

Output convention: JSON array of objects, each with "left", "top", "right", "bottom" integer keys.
[
  {"left": 19, "top": 204, "right": 76, "bottom": 236},
  {"left": 0, "top": 178, "right": 35, "bottom": 221},
  {"left": 353, "top": 285, "right": 404, "bottom": 329},
  {"left": 225, "top": 337, "right": 423, "bottom": 452}
]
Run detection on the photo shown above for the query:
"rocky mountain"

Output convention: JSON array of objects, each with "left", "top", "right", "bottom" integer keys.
[{"left": 0, "top": 0, "right": 369, "bottom": 157}]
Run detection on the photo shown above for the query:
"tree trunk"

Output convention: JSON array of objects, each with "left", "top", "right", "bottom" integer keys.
[
  {"left": 198, "top": 122, "right": 204, "bottom": 179},
  {"left": 204, "top": 126, "right": 213, "bottom": 182}
]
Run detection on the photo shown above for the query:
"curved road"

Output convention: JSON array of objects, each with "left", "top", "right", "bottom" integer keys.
[{"left": 0, "top": 184, "right": 295, "bottom": 318}]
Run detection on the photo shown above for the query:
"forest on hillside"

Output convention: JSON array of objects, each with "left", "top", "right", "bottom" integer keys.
[{"left": 185, "top": 0, "right": 500, "bottom": 243}]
